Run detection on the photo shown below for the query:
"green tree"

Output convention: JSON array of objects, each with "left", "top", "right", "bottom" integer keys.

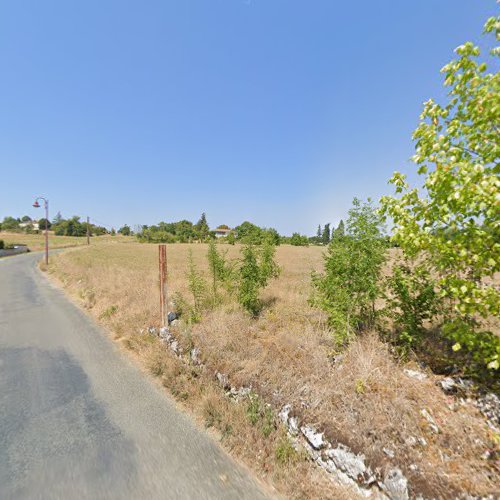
[
  {"left": 21, "top": 215, "right": 32, "bottom": 222},
  {"left": 238, "top": 241, "right": 280, "bottom": 316},
  {"left": 290, "top": 233, "right": 309, "bottom": 246},
  {"left": 334, "top": 220, "right": 345, "bottom": 239},
  {"left": 380, "top": 16, "right": 500, "bottom": 369},
  {"left": 118, "top": 225, "right": 131, "bottom": 236},
  {"left": 235, "top": 221, "right": 263, "bottom": 244},
  {"left": 1, "top": 216, "right": 20, "bottom": 231},
  {"left": 37, "top": 218, "right": 52, "bottom": 230},
  {"left": 322, "top": 223, "right": 331, "bottom": 245},
  {"left": 52, "top": 211, "right": 63, "bottom": 224},
  {"left": 312, "top": 199, "right": 386, "bottom": 343},
  {"left": 195, "top": 212, "right": 210, "bottom": 241},
  {"left": 317, "top": 224, "right": 322, "bottom": 239}
]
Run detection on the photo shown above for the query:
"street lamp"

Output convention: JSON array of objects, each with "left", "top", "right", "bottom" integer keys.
[{"left": 33, "top": 197, "right": 49, "bottom": 265}]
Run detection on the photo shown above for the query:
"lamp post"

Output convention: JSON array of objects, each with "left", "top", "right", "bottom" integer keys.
[{"left": 33, "top": 197, "right": 49, "bottom": 265}]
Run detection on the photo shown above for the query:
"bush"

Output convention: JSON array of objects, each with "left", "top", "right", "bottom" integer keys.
[
  {"left": 0, "top": 240, "right": 3, "bottom": 249},
  {"left": 238, "top": 241, "right": 280, "bottom": 316},
  {"left": 311, "top": 198, "right": 386, "bottom": 343},
  {"left": 385, "top": 263, "right": 441, "bottom": 350}
]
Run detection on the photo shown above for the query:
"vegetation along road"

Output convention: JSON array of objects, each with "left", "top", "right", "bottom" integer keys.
[{"left": 0, "top": 252, "right": 270, "bottom": 499}]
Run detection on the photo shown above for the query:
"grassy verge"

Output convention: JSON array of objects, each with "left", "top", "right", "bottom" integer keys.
[{"left": 46, "top": 242, "right": 499, "bottom": 498}]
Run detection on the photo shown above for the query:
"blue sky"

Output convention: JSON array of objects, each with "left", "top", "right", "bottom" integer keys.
[{"left": 0, "top": 1, "right": 495, "bottom": 234}]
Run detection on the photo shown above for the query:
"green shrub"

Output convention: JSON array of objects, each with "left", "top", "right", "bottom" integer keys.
[
  {"left": 385, "top": 263, "right": 441, "bottom": 350},
  {"left": 186, "top": 250, "right": 207, "bottom": 322},
  {"left": 0, "top": 240, "right": 4, "bottom": 249},
  {"left": 311, "top": 198, "right": 386, "bottom": 344},
  {"left": 238, "top": 241, "right": 280, "bottom": 316}
]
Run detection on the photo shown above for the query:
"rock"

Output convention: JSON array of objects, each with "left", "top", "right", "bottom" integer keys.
[
  {"left": 326, "top": 445, "right": 369, "bottom": 481},
  {"left": 409, "top": 464, "right": 418, "bottom": 472},
  {"left": 147, "top": 326, "right": 157, "bottom": 336},
  {"left": 403, "top": 369, "right": 427, "bottom": 381},
  {"left": 475, "top": 392, "right": 500, "bottom": 431},
  {"left": 439, "top": 377, "right": 456, "bottom": 392},
  {"left": 300, "top": 425, "right": 325, "bottom": 450},
  {"left": 417, "top": 437, "right": 427, "bottom": 447},
  {"left": 170, "top": 340, "right": 181, "bottom": 355},
  {"left": 405, "top": 436, "right": 417, "bottom": 447},
  {"left": 216, "top": 372, "right": 230, "bottom": 389},
  {"left": 382, "top": 468, "right": 409, "bottom": 500},
  {"left": 167, "top": 311, "right": 178, "bottom": 324},
  {"left": 170, "top": 319, "right": 180, "bottom": 328},
  {"left": 420, "top": 408, "right": 439, "bottom": 434},
  {"left": 190, "top": 347, "right": 201, "bottom": 365},
  {"left": 159, "top": 326, "right": 171, "bottom": 340},
  {"left": 279, "top": 404, "right": 291, "bottom": 425},
  {"left": 288, "top": 416, "right": 299, "bottom": 436},
  {"left": 383, "top": 448, "right": 395, "bottom": 458}
]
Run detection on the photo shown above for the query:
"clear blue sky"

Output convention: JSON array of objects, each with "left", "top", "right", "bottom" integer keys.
[{"left": 0, "top": 1, "right": 495, "bottom": 234}]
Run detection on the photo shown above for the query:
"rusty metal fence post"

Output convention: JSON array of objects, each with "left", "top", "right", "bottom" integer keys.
[{"left": 159, "top": 244, "right": 168, "bottom": 327}]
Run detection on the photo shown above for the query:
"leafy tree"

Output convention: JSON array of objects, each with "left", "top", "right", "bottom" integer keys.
[
  {"left": 238, "top": 241, "right": 280, "bottom": 316},
  {"left": 334, "top": 220, "right": 345, "bottom": 239},
  {"left": 317, "top": 224, "right": 322, "bottom": 239},
  {"left": 262, "top": 227, "right": 281, "bottom": 245},
  {"left": 1, "top": 216, "right": 20, "bottom": 231},
  {"left": 52, "top": 211, "right": 63, "bottom": 224},
  {"left": 235, "top": 221, "right": 263, "bottom": 244},
  {"left": 322, "top": 223, "right": 331, "bottom": 245},
  {"left": 54, "top": 216, "right": 85, "bottom": 236},
  {"left": 312, "top": 199, "right": 386, "bottom": 343},
  {"left": 380, "top": 16, "right": 499, "bottom": 369},
  {"left": 290, "top": 233, "right": 309, "bottom": 246},
  {"left": 21, "top": 215, "right": 32, "bottom": 222},
  {"left": 118, "top": 225, "right": 131, "bottom": 236},
  {"left": 226, "top": 232, "right": 236, "bottom": 245},
  {"left": 37, "top": 218, "right": 51, "bottom": 230}
]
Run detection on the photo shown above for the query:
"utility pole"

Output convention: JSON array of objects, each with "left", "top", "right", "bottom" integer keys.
[
  {"left": 159, "top": 244, "right": 168, "bottom": 327},
  {"left": 87, "top": 216, "right": 90, "bottom": 245}
]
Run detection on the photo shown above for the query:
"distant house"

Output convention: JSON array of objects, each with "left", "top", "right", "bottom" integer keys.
[
  {"left": 19, "top": 221, "right": 40, "bottom": 231},
  {"left": 213, "top": 227, "right": 233, "bottom": 238}
]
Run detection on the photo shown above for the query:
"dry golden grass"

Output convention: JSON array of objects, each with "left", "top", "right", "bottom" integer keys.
[
  {"left": 0, "top": 231, "right": 132, "bottom": 251},
  {"left": 47, "top": 242, "right": 499, "bottom": 498}
]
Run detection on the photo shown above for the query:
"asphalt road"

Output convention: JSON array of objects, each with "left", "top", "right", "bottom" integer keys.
[{"left": 0, "top": 252, "right": 271, "bottom": 500}]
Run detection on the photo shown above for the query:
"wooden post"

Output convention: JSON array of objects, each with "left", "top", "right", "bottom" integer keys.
[
  {"left": 159, "top": 244, "right": 168, "bottom": 327},
  {"left": 87, "top": 216, "right": 90, "bottom": 245}
]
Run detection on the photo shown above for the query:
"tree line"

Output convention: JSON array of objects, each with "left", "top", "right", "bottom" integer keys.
[{"left": 0, "top": 213, "right": 132, "bottom": 238}]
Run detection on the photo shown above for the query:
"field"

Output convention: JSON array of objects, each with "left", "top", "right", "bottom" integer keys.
[
  {"left": 47, "top": 242, "right": 499, "bottom": 498},
  {"left": 0, "top": 231, "right": 132, "bottom": 251}
]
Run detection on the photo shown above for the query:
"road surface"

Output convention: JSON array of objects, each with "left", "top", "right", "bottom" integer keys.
[{"left": 0, "top": 252, "right": 271, "bottom": 499}]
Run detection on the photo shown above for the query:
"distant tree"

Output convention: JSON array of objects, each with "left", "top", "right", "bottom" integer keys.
[
  {"left": 52, "top": 211, "right": 63, "bottom": 224},
  {"left": 317, "top": 224, "right": 322, "bottom": 239},
  {"left": 21, "top": 215, "right": 32, "bottom": 222},
  {"left": 37, "top": 218, "right": 52, "bottom": 230},
  {"left": 235, "top": 221, "right": 263, "bottom": 244},
  {"left": 54, "top": 216, "right": 85, "bottom": 236},
  {"left": 322, "top": 223, "right": 331, "bottom": 245},
  {"left": 1, "top": 216, "right": 20, "bottom": 231},
  {"left": 290, "top": 233, "right": 309, "bottom": 246},
  {"left": 195, "top": 212, "right": 210, "bottom": 241},
  {"left": 111, "top": 228, "right": 116, "bottom": 236},
  {"left": 263, "top": 227, "right": 281, "bottom": 245},
  {"left": 118, "top": 225, "right": 131, "bottom": 236},
  {"left": 334, "top": 220, "right": 345, "bottom": 239},
  {"left": 217, "top": 224, "right": 230, "bottom": 230},
  {"left": 226, "top": 232, "right": 236, "bottom": 245}
]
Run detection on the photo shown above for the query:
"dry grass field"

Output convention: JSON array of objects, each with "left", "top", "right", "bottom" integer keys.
[
  {"left": 46, "top": 242, "right": 499, "bottom": 499},
  {"left": 0, "top": 231, "right": 132, "bottom": 251}
]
